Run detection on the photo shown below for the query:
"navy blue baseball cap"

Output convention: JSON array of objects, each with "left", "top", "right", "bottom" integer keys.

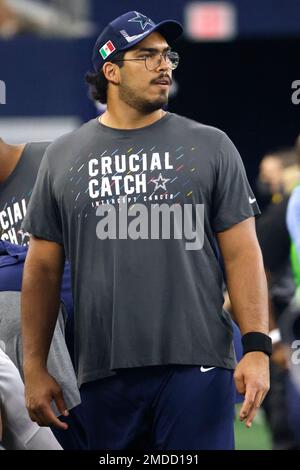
[{"left": 92, "top": 11, "right": 183, "bottom": 72}]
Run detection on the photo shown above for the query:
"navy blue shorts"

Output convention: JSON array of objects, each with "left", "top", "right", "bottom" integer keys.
[
  {"left": 52, "top": 403, "right": 88, "bottom": 450},
  {"left": 80, "top": 364, "right": 235, "bottom": 450}
]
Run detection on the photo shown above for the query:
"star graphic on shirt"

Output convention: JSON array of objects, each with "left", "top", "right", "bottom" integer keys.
[
  {"left": 128, "top": 12, "right": 155, "bottom": 30},
  {"left": 151, "top": 173, "right": 170, "bottom": 191},
  {"left": 17, "top": 229, "right": 30, "bottom": 246}
]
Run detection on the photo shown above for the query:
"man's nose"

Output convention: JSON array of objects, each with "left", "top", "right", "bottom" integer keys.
[{"left": 157, "top": 54, "right": 170, "bottom": 72}]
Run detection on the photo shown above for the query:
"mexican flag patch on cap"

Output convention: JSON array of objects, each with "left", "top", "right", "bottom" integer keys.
[{"left": 99, "top": 40, "right": 116, "bottom": 59}]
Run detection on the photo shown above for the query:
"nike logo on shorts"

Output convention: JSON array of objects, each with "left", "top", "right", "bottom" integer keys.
[
  {"left": 200, "top": 366, "right": 216, "bottom": 372},
  {"left": 249, "top": 196, "right": 256, "bottom": 204}
]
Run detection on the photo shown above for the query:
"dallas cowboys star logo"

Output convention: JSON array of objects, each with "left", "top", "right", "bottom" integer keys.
[
  {"left": 151, "top": 173, "right": 170, "bottom": 191},
  {"left": 128, "top": 12, "right": 155, "bottom": 30}
]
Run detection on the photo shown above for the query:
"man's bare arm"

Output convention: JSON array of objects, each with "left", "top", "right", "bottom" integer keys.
[
  {"left": 217, "top": 217, "right": 270, "bottom": 428},
  {"left": 217, "top": 217, "right": 268, "bottom": 334},
  {"left": 21, "top": 236, "right": 68, "bottom": 429}
]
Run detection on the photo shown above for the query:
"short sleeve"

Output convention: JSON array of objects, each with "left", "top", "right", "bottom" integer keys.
[
  {"left": 211, "top": 133, "right": 260, "bottom": 232},
  {"left": 21, "top": 152, "right": 63, "bottom": 244}
]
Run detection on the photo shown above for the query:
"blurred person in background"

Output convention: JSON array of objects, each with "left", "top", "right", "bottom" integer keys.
[
  {"left": 0, "top": 137, "right": 50, "bottom": 245},
  {"left": 287, "top": 136, "right": 300, "bottom": 262},
  {"left": 256, "top": 149, "right": 299, "bottom": 210},
  {"left": 0, "top": 138, "right": 87, "bottom": 448},
  {"left": 0, "top": 0, "right": 93, "bottom": 38},
  {"left": 256, "top": 148, "right": 300, "bottom": 324},
  {"left": 0, "top": 0, "right": 21, "bottom": 36},
  {"left": 225, "top": 146, "right": 300, "bottom": 448},
  {"left": 285, "top": 134, "right": 300, "bottom": 444},
  {"left": 255, "top": 147, "right": 300, "bottom": 449}
]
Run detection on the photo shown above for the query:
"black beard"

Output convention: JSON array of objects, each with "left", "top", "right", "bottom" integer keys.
[{"left": 119, "top": 83, "right": 168, "bottom": 113}]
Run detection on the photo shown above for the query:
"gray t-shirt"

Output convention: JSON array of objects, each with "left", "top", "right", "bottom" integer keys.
[
  {"left": 0, "top": 291, "right": 81, "bottom": 412},
  {"left": 0, "top": 142, "right": 50, "bottom": 245},
  {"left": 22, "top": 113, "right": 260, "bottom": 387}
]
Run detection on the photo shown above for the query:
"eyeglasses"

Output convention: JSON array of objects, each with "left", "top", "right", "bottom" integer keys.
[{"left": 113, "top": 50, "right": 180, "bottom": 71}]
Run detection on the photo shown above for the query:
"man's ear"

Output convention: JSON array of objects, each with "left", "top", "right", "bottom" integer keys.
[{"left": 102, "top": 62, "right": 120, "bottom": 85}]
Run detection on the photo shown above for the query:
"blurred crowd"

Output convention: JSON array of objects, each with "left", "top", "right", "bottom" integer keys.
[
  {"left": 226, "top": 135, "right": 300, "bottom": 449},
  {"left": 0, "top": 0, "right": 93, "bottom": 37}
]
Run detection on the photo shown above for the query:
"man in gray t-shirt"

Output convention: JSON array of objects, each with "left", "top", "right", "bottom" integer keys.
[{"left": 21, "top": 11, "right": 271, "bottom": 450}]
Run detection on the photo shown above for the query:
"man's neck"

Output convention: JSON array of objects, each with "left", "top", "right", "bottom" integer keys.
[
  {"left": 100, "top": 104, "right": 165, "bottom": 130},
  {"left": 0, "top": 141, "right": 25, "bottom": 184}
]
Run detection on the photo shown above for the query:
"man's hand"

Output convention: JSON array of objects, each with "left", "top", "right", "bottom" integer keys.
[
  {"left": 234, "top": 351, "right": 270, "bottom": 428},
  {"left": 24, "top": 368, "right": 69, "bottom": 430}
]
